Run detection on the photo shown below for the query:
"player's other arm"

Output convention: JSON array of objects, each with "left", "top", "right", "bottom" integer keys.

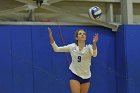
[
  {"left": 48, "top": 27, "right": 69, "bottom": 52},
  {"left": 92, "top": 33, "right": 98, "bottom": 57}
]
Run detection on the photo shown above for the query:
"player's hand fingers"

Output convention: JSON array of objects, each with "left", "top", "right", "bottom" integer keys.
[
  {"left": 93, "top": 33, "right": 98, "bottom": 42},
  {"left": 48, "top": 27, "right": 52, "bottom": 34}
]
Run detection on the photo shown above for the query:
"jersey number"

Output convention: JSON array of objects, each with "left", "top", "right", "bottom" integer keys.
[{"left": 78, "top": 56, "right": 81, "bottom": 62}]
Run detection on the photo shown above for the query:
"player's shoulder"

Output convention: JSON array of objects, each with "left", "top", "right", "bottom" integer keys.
[
  {"left": 66, "top": 43, "right": 77, "bottom": 49},
  {"left": 85, "top": 44, "right": 93, "bottom": 51},
  {"left": 87, "top": 44, "right": 92, "bottom": 48},
  {"left": 68, "top": 43, "right": 76, "bottom": 46}
]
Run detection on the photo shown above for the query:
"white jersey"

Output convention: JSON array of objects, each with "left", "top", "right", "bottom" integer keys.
[{"left": 51, "top": 42, "right": 97, "bottom": 79}]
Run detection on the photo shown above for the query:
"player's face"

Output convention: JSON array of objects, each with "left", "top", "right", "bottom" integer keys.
[{"left": 77, "top": 30, "right": 86, "bottom": 41}]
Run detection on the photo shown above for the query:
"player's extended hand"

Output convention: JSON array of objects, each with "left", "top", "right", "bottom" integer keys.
[
  {"left": 48, "top": 27, "right": 54, "bottom": 44},
  {"left": 93, "top": 33, "right": 98, "bottom": 43},
  {"left": 48, "top": 27, "right": 52, "bottom": 36}
]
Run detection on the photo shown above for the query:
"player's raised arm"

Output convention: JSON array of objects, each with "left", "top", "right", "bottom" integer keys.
[
  {"left": 92, "top": 33, "right": 98, "bottom": 57},
  {"left": 48, "top": 27, "right": 54, "bottom": 44},
  {"left": 48, "top": 27, "right": 69, "bottom": 52}
]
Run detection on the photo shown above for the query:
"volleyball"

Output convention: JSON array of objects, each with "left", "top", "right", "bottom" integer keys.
[{"left": 88, "top": 6, "right": 102, "bottom": 20}]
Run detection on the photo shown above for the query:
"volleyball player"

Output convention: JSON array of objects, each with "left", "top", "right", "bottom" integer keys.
[{"left": 48, "top": 27, "right": 98, "bottom": 93}]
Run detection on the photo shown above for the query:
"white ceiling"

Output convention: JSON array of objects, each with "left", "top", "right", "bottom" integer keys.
[
  {"left": 0, "top": 0, "right": 140, "bottom": 30},
  {"left": 0, "top": 0, "right": 139, "bottom": 21},
  {"left": 0, "top": 0, "right": 106, "bottom": 22}
]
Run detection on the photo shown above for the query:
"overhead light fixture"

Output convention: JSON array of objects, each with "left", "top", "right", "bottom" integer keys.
[{"left": 34, "top": 0, "right": 44, "bottom": 6}]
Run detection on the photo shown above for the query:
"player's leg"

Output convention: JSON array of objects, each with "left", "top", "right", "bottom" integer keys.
[
  {"left": 70, "top": 80, "right": 80, "bottom": 93},
  {"left": 80, "top": 82, "right": 90, "bottom": 93}
]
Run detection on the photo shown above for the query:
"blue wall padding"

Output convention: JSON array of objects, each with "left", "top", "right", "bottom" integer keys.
[
  {"left": 116, "top": 25, "right": 140, "bottom": 93},
  {"left": 124, "top": 25, "right": 140, "bottom": 93},
  {"left": 88, "top": 26, "right": 116, "bottom": 93},
  {"left": 0, "top": 25, "right": 116, "bottom": 93},
  {"left": 116, "top": 25, "right": 128, "bottom": 93},
  {"left": 11, "top": 26, "right": 33, "bottom": 93},
  {"left": 0, "top": 26, "right": 13, "bottom": 93}
]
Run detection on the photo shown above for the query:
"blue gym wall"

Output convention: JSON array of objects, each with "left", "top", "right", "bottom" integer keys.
[
  {"left": 116, "top": 25, "right": 128, "bottom": 93},
  {"left": 123, "top": 25, "right": 140, "bottom": 93},
  {"left": 0, "top": 25, "right": 116, "bottom": 93},
  {"left": 116, "top": 25, "right": 140, "bottom": 93},
  {"left": 1, "top": 25, "right": 140, "bottom": 93}
]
